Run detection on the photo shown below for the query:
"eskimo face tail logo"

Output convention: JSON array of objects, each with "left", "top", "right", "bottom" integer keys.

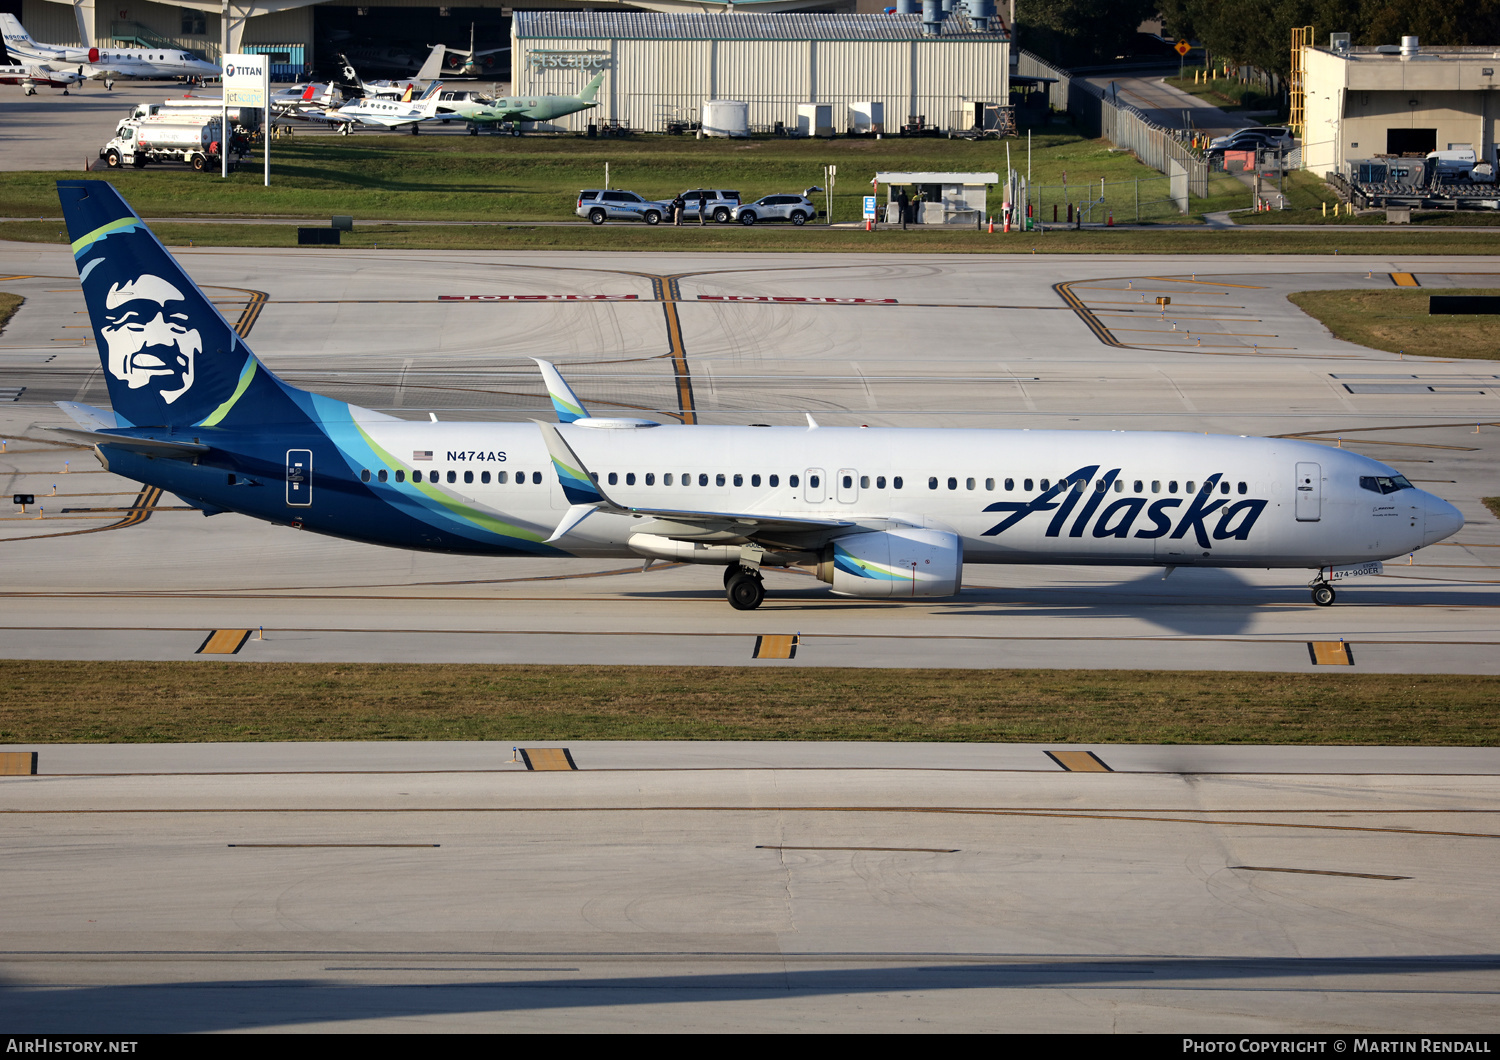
[{"left": 100, "top": 274, "right": 201, "bottom": 404}]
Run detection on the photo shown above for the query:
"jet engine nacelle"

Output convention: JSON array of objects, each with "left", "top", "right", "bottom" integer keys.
[{"left": 817, "top": 528, "right": 962, "bottom": 598}]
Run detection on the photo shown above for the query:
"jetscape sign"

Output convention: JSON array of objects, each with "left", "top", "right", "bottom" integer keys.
[{"left": 981, "top": 465, "right": 1269, "bottom": 548}]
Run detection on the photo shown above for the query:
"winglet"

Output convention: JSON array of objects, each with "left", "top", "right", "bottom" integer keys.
[
  {"left": 533, "top": 358, "right": 588, "bottom": 422},
  {"left": 805, "top": 412, "right": 820, "bottom": 429},
  {"left": 546, "top": 503, "right": 597, "bottom": 544},
  {"left": 535, "top": 420, "right": 618, "bottom": 508}
]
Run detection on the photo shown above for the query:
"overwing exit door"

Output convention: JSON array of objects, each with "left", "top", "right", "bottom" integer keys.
[{"left": 286, "top": 449, "right": 312, "bottom": 507}]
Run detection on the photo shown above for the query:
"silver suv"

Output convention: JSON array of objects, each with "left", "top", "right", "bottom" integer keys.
[
  {"left": 679, "top": 189, "right": 741, "bottom": 223},
  {"left": 575, "top": 189, "right": 673, "bottom": 225},
  {"left": 732, "top": 194, "right": 816, "bottom": 226}
]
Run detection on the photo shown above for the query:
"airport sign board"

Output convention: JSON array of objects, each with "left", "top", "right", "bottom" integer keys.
[{"left": 223, "top": 53, "right": 268, "bottom": 107}]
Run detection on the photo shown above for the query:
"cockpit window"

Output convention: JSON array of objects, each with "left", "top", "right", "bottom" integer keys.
[{"left": 1360, "top": 474, "right": 1412, "bottom": 495}]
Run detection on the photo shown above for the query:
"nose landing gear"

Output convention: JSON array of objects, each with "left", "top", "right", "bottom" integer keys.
[{"left": 1309, "top": 574, "right": 1336, "bottom": 607}]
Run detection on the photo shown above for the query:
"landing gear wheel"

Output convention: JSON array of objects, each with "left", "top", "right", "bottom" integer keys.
[
  {"left": 1311, "top": 583, "right": 1336, "bottom": 607},
  {"left": 723, "top": 564, "right": 740, "bottom": 587},
  {"left": 726, "top": 571, "right": 765, "bottom": 611}
]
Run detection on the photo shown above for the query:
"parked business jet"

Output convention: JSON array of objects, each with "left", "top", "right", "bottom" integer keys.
[
  {"left": 0, "top": 14, "right": 219, "bottom": 90},
  {"left": 436, "top": 23, "right": 509, "bottom": 77},
  {"left": 337, "top": 46, "right": 446, "bottom": 102},
  {"left": 0, "top": 62, "right": 86, "bottom": 94},
  {"left": 440, "top": 73, "right": 604, "bottom": 134},
  {"left": 47, "top": 180, "right": 1465, "bottom": 610}
]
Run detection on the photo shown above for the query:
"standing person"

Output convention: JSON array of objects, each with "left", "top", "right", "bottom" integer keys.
[
  {"left": 895, "top": 187, "right": 910, "bottom": 229},
  {"left": 672, "top": 194, "right": 686, "bottom": 226},
  {"left": 697, "top": 190, "right": 706, "bottom": 226}
]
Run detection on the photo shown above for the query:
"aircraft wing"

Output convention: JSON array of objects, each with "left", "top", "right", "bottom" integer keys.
[{"left": 535, "top": 420, "right": 852, "bottom": 544}]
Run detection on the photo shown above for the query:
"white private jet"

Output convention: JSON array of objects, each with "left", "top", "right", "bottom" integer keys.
[
  {"left": 435, "top": 23, "right": 509, "bottom": 78},
  {"left": 330, "top": 79, "right": 447, "bottom": 134},
  {"left": 50, "top": 180, "right": 1470, "bottom": 612},
  {"left": 0, "top": 13, "right": 219, "bottom": 90},
  {"left": 337, "top": 46, "right": 446, "bottom": 102}
]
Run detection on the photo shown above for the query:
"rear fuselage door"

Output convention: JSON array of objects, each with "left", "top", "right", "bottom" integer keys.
[
  {"left": 286, "top": 449, "right": 312, "bottom": 507},
  {"left": 1295, "top": 461, "right": 1321, "bottom": 521}
]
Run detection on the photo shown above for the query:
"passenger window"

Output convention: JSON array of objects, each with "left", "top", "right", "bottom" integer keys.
[
  {"left": 1220, "top": 481, "right": 1229, "bottom": 494},
  {"left": 734, "top": 474, "right": 743, "bottom": 487},
  {"left": 464, "top": 471, "right": 474, "bottom": 484},
  {"left": 1186, "top": 481, "right": 1195, "bottom": 493},
  {"left": 714, "top": 474, "right": 724, "bottom": 487},
  {"left": 608, "top": 472, "right": 618, "bottom": 486},
  {"left": 361, "top": 469, "right": 371, "bottom": 483},
  {"left": 790, "top": 474, "right": 799, "bottom": 488},
  {"left": 965, "top": 478, "right": 975, "bottom": 490},
  {"left": 699, "top": 474, "right": 709, "bottom": 487},
  {"left": 876, "top": 476, "right": 886, "bottom": 489},
  {"left": 1169, "top": 481, "right": 1178, "bottom": 494},
  {"left": 1004, "top": 477, "right": 1013, "bottom": 491},
  {"left": 1238, "top": 482, "right": 1247, "bottom": 494},
  {"left": 532, "top": 472, "right": 542, "bottom": 484},
  {"left": 396, "top": 470, "right": 406, "bottom": 483},
  {"left": 1133, "top": 480, "right": 1142, "bottom": 493},
  {"left": 447, "top": 471, "right": 457, "bottom": 484},
  {"left": 985, "top": 478, "right": 994, "bottom": 491},
  {"left": 810, "top": 475, "right": 820, "bottom": 488},
  {"left": 752, "top": 474, "right": 761, "bottom": 487},
  {"left": 413, "top": 471, "right": 423, "bottom": 483},
  {"left": 683, "top": 473, "right": 691, "bottom": 486},
  {"left": 1095, "top": 479, "right": 1107, "bottom": 493},
  {"left": 498, "top": 471, "right": 508, "bottom": 484},
  {"left": 1024, "top": 478, "right": 1033, "bottom": 491},
  {"left": 480, "top": 471, "right": 489, "bottom": 484},
  {"left": 770, "top": 474, "right": 779, "bottom": 487},
  {"left": 646, "top": 473, "right": 655, "bottom": 485},
  {"left": 626, "top": 473, "right": 636, "bottom": 486},
  {"left": 929, "top": 477, "right": 939, "bottom": 490},
  {"left": 1040, "top": 479, "right": 1050, "bottom": 490},
  {"left": 1152, "top": 480, "right": 1160, "bottom": 493},
  {"left": 378, "top": 469, "right": 388, "bottom": 483},
  {"left": 893, "top": 476, "right": 903, "bottom": 489}
]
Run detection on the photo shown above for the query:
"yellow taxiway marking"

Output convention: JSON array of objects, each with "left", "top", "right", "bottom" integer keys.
[
  {"left": 196, "top": 629, "right": 252, "bottom": 655},
  {"left": 0, "top": 752, "right": 37, "bottom": 776},
  {"left": 1046, "top": 750, "right": 1112, "bottom": 772},
  {"left": 1391, "top": 273, "right": 1420, "bottom": 287},
  {"left": 753, "top": 634, "right": 799, "bottom": 659},
  {"left": 1308, "top": 641, "right": 1354, "bottom": 666},
  {"left": 521, "top": 748, "right": 577, "bottom": 771}
]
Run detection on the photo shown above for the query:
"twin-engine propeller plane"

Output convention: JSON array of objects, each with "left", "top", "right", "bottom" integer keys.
[{"left": 48, "top": 180, "right": 1464, "bottom": 610}]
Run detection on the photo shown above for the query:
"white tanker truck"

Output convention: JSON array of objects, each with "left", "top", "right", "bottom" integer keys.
[{"left": 100, "top": 114, "right": 246, "bottom": 172}]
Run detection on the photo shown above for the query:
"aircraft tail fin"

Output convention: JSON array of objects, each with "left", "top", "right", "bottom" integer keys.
[
  {"left": 57, "top": 180, "right": 296, "bottom": 429},
  {"left": 578, "top": 71, "right": 605, "bottom": 102},
  {"left": 400, "top": 82, "right": 414, "bottom": 103},
  {"left": 416, "top": 43, "right": 445, "bottom": 82},
  {"left": 0, "top": 13, "right": 36, "bottom": 48}
]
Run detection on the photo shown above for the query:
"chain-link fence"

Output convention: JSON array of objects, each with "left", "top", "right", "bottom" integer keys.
[{"left": 1026, "top": 175, "right": 1183, "bottom": 224}]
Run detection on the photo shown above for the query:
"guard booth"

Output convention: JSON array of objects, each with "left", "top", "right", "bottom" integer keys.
[{"left": 875, "top": 171, "right": 998, "bottom": 226}]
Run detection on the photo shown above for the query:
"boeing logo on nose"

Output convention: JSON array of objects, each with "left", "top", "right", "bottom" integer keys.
[{"left": 980, "top": 464, "right": 1269, "bottom": 547}]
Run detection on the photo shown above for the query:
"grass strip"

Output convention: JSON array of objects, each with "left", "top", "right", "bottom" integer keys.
[
  {"left": 7, "top": 219, "right": 1500, "bottom": 255},
  {"left": 1, "top": 661, "right": 1497, "bottom": 745},
  {"left": 1485, "top": 497, "right": 1500, "bottom": 520},
  {"left": 1287, "top": 288, "right": 1500, "bottom": 360},
  {"left": 0, "top": 292, "right": 20, "bottom": 334}
]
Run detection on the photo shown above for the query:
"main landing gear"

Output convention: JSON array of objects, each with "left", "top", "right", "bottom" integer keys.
[
  {"left": 724, "top": 564, "right": 765, "bottom": 611},
  {"left": 1309, "top": 574, "right": 1337, "bottom": 607}
]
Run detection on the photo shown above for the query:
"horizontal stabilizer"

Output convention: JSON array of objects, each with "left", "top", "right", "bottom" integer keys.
[
  {"left": 39, "top": 425, "right": 210, "bottom": 458},
  {"left": 55, "top": 400, "right": 117, "bottom": 430}
]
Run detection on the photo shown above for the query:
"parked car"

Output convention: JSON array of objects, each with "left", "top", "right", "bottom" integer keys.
[
  {"left": 679, "top": 188, "right": 741, "bottom": 223},
  {"left": 1208, "top": 126, "right": 1294, "bottom": 153},
  {"left": 732, "top": 194, "right": 816, "bottom": 226},
  {"left": 575, "top": 189, "right": 673, "bottom": 225}
]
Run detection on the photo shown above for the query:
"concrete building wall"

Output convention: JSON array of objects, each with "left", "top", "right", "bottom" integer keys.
[
  {"left": 514, "top": 29, "right": 1008, "bottom": 133},
  {"left": 1303, "top": 44, "right": 1500, "bottom": 176}
]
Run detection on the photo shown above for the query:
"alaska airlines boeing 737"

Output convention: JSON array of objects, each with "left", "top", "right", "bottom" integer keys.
[{"left": 47, "top": 181, "right": 1464, "bottom": 610}]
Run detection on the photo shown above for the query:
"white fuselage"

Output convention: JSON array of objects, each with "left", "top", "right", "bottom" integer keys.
[
  {"left": 348, "top": 420, "right": 1462, "bottom": 568},
  {"left": 1, "top": 29, "right": 219, "bottom": 82}
]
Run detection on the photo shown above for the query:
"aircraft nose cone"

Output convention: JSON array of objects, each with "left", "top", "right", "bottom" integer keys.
[{"left": 1423, "top": 496, "right": 1464, "bottom": 547}]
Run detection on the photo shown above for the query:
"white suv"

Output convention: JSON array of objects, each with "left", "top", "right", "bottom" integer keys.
[
  {"left": 679, "top": 189, "right": 741, "bottom": 223},
  {"left": 575, "top": 189, "right": 673, "bottom": 225},
  {"left": 732, "top": 194, "right": 816, "bottom": 226}
]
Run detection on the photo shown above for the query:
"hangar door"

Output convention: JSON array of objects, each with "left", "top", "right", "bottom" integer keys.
[{"left": 1387, "top": 129, "right": 1436, "bottom": 156}]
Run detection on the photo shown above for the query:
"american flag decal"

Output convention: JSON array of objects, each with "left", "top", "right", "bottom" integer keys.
[{"left": 413, "top": 451, "right": 433, "bottom": 461}]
